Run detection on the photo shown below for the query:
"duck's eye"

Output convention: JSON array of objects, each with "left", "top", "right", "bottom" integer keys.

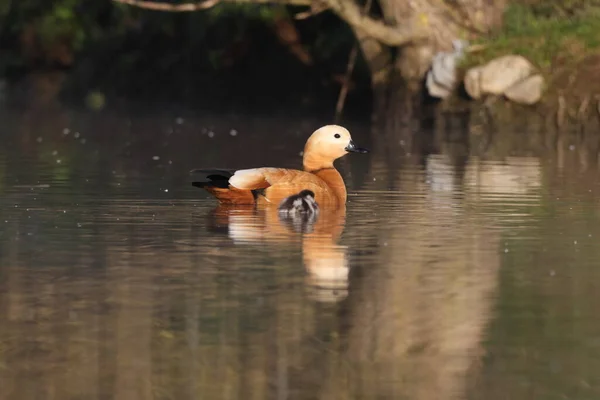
[{"left": 334, "top": 133, "right": 341, "bottom": 139}]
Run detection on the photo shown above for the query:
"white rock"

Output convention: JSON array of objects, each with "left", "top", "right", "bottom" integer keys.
[
  {"left": 504, "top": 74, "right": 545, "bottom": 105},
  {"left": 479, "top": 55, "right": 535, "bottom": 95},
  {"left": 426, "top": 40, "right": 469, "bottom": 99},
  {"left": 435, "top": 53, "right": 459, "bottom": 88},
  {"left": 427, "top": 69, "right": 452, "bottom": 98},
  {"left": 464, "top": 66, "right": 483, "bottom": 100}
]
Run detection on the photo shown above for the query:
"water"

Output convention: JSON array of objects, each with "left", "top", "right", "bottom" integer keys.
[{"left": 2, "top": 100, "right": 600, "bottom": 400}]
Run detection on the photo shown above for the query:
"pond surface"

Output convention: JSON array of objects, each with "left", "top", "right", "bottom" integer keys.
[{"left": 1, "top": 97, "right": 600, "bottom": 400}]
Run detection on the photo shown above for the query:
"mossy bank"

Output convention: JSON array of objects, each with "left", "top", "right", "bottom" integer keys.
[{"left": 453, "top": 1, "right": 600, "bottom": 131}]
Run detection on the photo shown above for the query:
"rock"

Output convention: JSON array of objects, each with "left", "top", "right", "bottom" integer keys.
[
  {"left": 479, "top": 55, "right": 535, "bottom": 95},
  {"left": 463, "top": 55, "right": 537, "bottom": 100},
  {"left": 504, "top": 74, "right": 545, "bottom": 105},
  {"left": 426, "top": 39, "right": 469, "bottom": 99},
  {"left": 427, "top": 69, "right": 452, "bottom": 98},
  {"left": 464, "top": 66, "right": 483, "bottom": 100}
]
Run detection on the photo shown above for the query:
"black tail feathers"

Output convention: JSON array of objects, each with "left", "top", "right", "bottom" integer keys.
[{"left": 190, "top": 169, "right": 235, "bottom": 189}]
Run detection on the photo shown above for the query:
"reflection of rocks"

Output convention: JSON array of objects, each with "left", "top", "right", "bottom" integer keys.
[
  {"left": 317, "top": 153, "right": 544, "bottom": 400},
  {"left": 318, "top": 161, "right": 502, "bottom": 400},
  {"left": 465, "top": 55, "right": 544, "bottom": 104},
  {"left": 427, "top": 155, "right": 543, "bottom": 198},
  {"left": 425, "top": 154, "right": 464, "bottom": 214},
  {"left": 464, "top": 156, "right": 542, "bottom": 195},
  {"left": 426, "top": 154, "right": 460, "bottom": 193}
]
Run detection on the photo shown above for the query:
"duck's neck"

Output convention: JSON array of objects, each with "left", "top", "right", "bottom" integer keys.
[
  {"left": 303, "top": 154, "right": 346, "bottom": 204},
  {"left": 303, "top": 151, "right": 332, "bottom": 173}
]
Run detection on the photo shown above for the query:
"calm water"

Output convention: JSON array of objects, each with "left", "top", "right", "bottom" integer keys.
[{"left": 1, "top": 97, "right": 600, "bottom": 400}]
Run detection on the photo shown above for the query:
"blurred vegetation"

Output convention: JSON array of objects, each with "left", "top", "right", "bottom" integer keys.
[
  {"left": 464, "top": 0, "right": 600, "bottom": 72},
  {"left": 3, "top": 0, "right": 600, "bottom": 109},
  {"left": 0, "top": 0, "right": 370, "bottom": 111}
]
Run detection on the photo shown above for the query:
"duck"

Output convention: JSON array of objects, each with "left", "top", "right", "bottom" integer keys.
[{"left": 191, "top": 125, "right": 368, "bottom": 208}]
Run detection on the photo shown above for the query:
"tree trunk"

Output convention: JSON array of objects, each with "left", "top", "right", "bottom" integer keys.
[
  {"left": 353, "top": 0, "right": 506, "bottom": 151},
  {"left": 112, "top": 0, "right": 506, "bottom": 143}
]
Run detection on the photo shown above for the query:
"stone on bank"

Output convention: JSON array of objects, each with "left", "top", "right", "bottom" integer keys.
[{"left": 463, "top": 55, "right": 545, "bottom": 105}]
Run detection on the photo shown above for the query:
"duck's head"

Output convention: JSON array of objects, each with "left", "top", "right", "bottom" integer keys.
[{"left": 303, "top": 125, "right": 368, "bottom": 170}]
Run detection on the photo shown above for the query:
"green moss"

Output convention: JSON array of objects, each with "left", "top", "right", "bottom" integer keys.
[{"left": 462, "top": 2, "right": 600, "bottom": 73}]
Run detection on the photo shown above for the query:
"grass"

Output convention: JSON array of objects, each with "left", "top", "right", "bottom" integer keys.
[{"left": 462, "top": 2, "right": 600, "bottom": 73}]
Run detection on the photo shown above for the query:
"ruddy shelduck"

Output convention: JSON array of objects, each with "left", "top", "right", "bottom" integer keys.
[{"left": 191, "top": 125, "right": 368, "bottom": 208}]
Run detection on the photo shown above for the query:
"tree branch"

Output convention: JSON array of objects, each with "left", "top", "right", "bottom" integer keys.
[
  {"left": 322, "top": 0, "right": 427, "bottom": 46},
  {"left": 112, "top": 0, "right": 221, "bottom": 11},
  {"left": 334, "top": 0, "right": 372, "bottom": 121},
  {"left": 112, "top": 0, "right": 312, "bottom": 11},
  {"left": 112, "top": 0, "right": 425, "bottom": 47},
  {"left": 294, "top": 2, "right": 328, "bottom": 19}
]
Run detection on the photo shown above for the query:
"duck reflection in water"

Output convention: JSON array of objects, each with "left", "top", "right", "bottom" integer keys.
[{"left": 206, "top": 190, "right": 349, "bottom": 303}]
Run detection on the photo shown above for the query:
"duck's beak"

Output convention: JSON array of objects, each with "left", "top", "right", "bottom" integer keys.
[{"left": 345, "top": 140, "right": 369, "bottom": 154}]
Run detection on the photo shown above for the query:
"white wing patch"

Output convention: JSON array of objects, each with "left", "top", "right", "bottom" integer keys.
[{"left": 229, "top": 168, "right": 274, "bottom": 189}]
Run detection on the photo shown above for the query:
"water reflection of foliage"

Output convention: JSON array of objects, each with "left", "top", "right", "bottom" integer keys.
[{"left": 363, "top": 133, "right": 600, "bottom": 400}]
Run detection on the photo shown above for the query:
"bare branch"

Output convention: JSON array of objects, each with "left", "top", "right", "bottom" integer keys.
[
  {"left": 334, "top": 0, "right": 372, "bottom": 121},
  {"left": 112, "top": 0, "right": 425, "bottom": 47},
  {"left": 112, "top": 0, "right": 221, "bottom": 11},
  {"left": 112, "top": 0, "right": 312, "bottom": 11},
  {"left": 294, "top": 2, "right": 328, "bottom": 20},
  {"left": 466, "top": 44, "right": 487, "bottom": 53},
  {"left": 323, "top": 0, "right": 427, "bottom": 46}
]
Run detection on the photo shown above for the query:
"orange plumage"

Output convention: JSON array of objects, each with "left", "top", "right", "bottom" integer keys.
[{"left": 191, "top": 125, "right": 368, "bottom": 208}]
